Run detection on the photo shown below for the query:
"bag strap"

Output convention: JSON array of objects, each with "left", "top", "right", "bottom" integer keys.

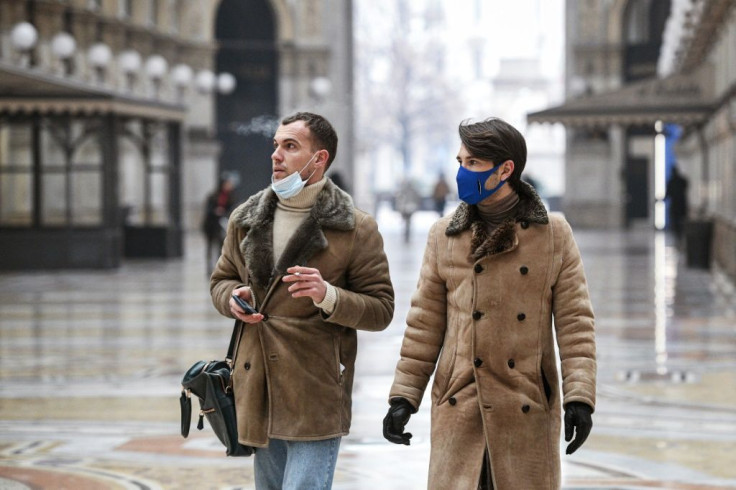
[{"left": 225, "top": 320, "right": 241, "bottom": 363}]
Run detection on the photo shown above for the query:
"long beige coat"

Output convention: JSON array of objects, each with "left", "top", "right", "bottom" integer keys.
[
  {"left": 211, "top": 180, "right": 394, "bottom": 447},
  {"left": 389, "top": 183, "right": 596, "bottom": 490}
]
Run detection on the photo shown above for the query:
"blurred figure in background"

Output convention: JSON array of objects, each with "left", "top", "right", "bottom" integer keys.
[
  {"left": 395, "top": 178, "right": 422, "bottom": 243},
  {"left": 665, "top": 164, "right": 689, "bottom": 239},
  {"left": 431, "top": 173, "right": 450, "bottom": 217},
  {"left": 202, "top": 177, "right": 235, "bottom": 273}
]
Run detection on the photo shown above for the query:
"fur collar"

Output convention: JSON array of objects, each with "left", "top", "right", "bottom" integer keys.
[
  {"left": 446, "top": 180, "right": 549, "bottom": 261},
  {"left": 230, "top": 178, "right": 355, "bottom": 289}
]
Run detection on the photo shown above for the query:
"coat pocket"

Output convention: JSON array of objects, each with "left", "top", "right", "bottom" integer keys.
[{"left": 539, "top": 367, "right": 552, "bottom": 410}]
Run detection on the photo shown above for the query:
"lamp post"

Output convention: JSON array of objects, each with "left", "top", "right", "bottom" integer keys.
[
  {"left": 217, "top": 72, "right": 237, "bottom": 95},
  {"left": 10, "top": 22, "right": 38, "bottom": 67},
  {"left": 172, "top": 63, "right": 193, "bottom": 102},
  {"left": 50, "top": 32, "right": 76, "bottom": 76},
  {"left": 119, "top": 49, "right": 142, "bottom": 92},
  {"left": 309, "top": 76, "right": 332, "bottom": 102},
  {"left": 144, "top": 54, "right": 168, "bottom": 98},
  {"left": 88, "top": 42, "right": 112, "bottom": 85},
  {"left": 195, "top": 69, "right": 216, "bottom": 94}
]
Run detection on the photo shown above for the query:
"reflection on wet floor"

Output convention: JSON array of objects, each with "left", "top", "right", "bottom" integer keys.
[{"left": 1, "top": 209, "right": 735, "bottom": 489}]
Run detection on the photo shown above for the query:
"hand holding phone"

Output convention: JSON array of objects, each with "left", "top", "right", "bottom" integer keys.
[{"left": 232, "top": 294, "right": 258, "bottom": 315}]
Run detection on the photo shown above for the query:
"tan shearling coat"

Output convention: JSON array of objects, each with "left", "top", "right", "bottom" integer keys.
[
  {"left": 211, "top": 180, "right": 394, "bottom": 447},
  {"left": 389, "top": 182, "right": 596, "bottom": 490}
]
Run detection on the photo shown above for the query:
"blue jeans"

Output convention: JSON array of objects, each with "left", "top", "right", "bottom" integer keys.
[{"left": 254, "top": 437, "right": 341, "bottom": 490}]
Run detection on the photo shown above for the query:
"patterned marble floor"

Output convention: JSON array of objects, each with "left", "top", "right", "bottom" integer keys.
[{"left": 1, "top": 206, "right": 735, "bottom": 489}]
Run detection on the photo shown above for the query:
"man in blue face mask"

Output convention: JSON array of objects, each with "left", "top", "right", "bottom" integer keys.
[
  {"left": 383, "top": 117, "right": 597, "bottom": 490},
  {"left": 210, "top": 112, "right": 395, "bottom": 489}
]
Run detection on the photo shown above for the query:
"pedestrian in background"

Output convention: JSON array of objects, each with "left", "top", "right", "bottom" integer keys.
[
  {"left": 665, "top": 164, "right": 689, "bottom": 239},
  {"left": 431, "top": 173, "right": 450, "bottom": 217},
  {"left": 210, "top": 112, "right": 394, "bottom": 489},
  {"left": 395, "top": 178, "right": 422, "bottom": 243},
  {"left": 202, "top": 177, "right": 235, "bottom": 273},
  {"left": 383, "top": 117, "right": 597, "bottom": 489}
]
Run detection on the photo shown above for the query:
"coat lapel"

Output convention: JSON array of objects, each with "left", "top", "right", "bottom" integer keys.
[
  {"left": 231, "top": 179, "right": 356, "bottom": 289},
  {"left": 446, "top": 180, "right": 549, "bottom": 261}
]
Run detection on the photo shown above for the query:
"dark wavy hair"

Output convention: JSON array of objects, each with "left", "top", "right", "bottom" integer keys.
[
  {"left": 281, "top": 112, "right": 338, "bottom": 169},
  {"left": 458, "top": 117, "right": 527, "bottom": 188}
]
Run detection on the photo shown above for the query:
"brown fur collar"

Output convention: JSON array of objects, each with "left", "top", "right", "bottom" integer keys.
[
  {"left": 230, "top": 178, "right": 355, "bottom": 289},
  {"left": 446, "top": 180, "right": 549, "bottom": 261}
]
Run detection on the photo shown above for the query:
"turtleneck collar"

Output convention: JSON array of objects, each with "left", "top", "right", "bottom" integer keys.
[
  {"left": 276, "top": 177, "right": 327, "bottom": 210},
  {"left": 476, "top": 190, "right": 520, "bottom": 230}
]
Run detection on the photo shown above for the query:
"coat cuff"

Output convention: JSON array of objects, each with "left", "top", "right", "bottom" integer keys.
[{"left": 314, "top": 282, "right": 337, "bottom": 314}]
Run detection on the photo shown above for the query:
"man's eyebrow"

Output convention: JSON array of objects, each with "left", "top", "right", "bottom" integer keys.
[{"left": 275, "top": 136, "right": 300, "bottom": 146}]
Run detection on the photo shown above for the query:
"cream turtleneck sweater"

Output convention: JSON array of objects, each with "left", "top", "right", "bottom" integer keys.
[
  {"left": 476, "top": 191, "right": 520, "bottom": 232},
  {"left": 273, "top": 177, "right": 337, "bottom": 312}
]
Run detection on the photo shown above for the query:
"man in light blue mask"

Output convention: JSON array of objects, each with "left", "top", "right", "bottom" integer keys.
[
  {"left": 210, "top": 112, "right": 395, "bottom": 490},
  {"left": 384, "top": 117, "right": 596, "bottom": 490}
]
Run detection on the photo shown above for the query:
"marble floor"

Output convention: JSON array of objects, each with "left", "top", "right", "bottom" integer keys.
[{"left": 1, "top": 207, "right": 735, "bottom": 490}]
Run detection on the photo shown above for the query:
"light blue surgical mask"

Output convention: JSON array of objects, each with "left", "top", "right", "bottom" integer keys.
[
  {"left": 456, "top": 164, "right": 506, "bottom": 205},
  {"left": 271, "top": 153, "right": 318, "bottom": 199}
]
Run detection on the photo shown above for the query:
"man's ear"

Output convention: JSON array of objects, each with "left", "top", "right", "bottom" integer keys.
[
  {"left": 314, "top": 149, "right": 329, "bottom": 169},
  {"left": 501, "top": 160, "right": 515, "bottom": 180}
]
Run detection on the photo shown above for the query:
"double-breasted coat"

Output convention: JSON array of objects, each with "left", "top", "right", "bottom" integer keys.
[
  {"left": 389, "top": 182, "right": 596, "bottom": 490},
  {"left": 211, "top": 180, "right": 394, "bottom": 447}
]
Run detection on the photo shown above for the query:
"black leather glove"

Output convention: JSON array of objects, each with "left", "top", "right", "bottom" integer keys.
[
  {"left": 383, "top": 397, "right": 414, "bottom": 445},
  {"left": 564, "top": 401, "right": 593, "bottom": 454}
]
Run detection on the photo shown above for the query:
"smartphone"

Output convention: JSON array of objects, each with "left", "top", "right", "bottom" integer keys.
[{"left": 232, "top": 294, "right": 258, "bottom": 315}]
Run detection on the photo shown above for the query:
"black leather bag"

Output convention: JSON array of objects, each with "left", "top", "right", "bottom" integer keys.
[{"left": 180, "top": 322, "right": 253, "bottom": 457}]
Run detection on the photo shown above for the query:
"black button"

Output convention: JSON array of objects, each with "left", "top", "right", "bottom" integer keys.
[
  {"left": 522, "top": 404, "right": 530, "bottom": 413},
  {"left": 474, "top": 264, "right": 483, "bottom": 273},
  {"left": 520, "top": 266, "right": 529, "bottom": 275},
  {"left": 449, "top": 397, "right": 457, "bottom": 406},
  {"left": 517, "top": 313, "right": 526, "bottom": 321},
  {"left": 507, "top": 359, "right": 515, "bottom": 369},
  {"left": 244, "top": 362, "right": 251, "bottom": 370},
  {"left": 472, "top": 311, "right": 482, "bottom": 320},
  {"left": 520, "top": 220, "right": 529, "bottom": 229},
  {"left": 261, "top": 314, "right": 269, "bottom": 321},
  {"left": 474, "top": 358, "right": 483, "bottom": 368}
]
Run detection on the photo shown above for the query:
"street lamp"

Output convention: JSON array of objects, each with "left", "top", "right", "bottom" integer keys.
[
  {"left": 119, "top": 49, "right": 142, "bottom": 92},
  {"left": 50, "top": 32, "right": 76, "bottom": 76},
  {"left": 195, "top": 69, "right": 215, "bottom": 94},
  {"left": 144, "top": 54, "right": 168, "bottom": 98},
  {"left": 10, "top": 22, "right": 38, "bottom": 67},
  {"left": 88, "top": 42, "right": 112, "bottom": 85},
  {"left": 309, "top": 76, "right": 332, "bottom": 101},
  {"left": 172, "top": 63, "right": 193, "bottom": 101},
  {"left": 217, "top": 72, "right": 237, "bottom": 95}
]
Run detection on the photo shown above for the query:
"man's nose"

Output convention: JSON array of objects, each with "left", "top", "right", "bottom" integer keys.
[{"left": 271, "top": 148, "right": 281, "bottom": 162}]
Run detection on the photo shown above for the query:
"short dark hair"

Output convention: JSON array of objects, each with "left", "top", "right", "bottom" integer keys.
[
  {"left": 458, "top": 117, "right": 527, "bottom": 187},
  {"left": 281, "top": 112, "right": 338, "bottom": 169}
]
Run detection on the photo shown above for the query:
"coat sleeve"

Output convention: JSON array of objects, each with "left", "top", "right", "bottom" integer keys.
[
  {"left": 388, "top": 222, "right": 448, "bottom": 411},
  {"left": 209, "top": 211, "right": 248, "bottom": 318},
  {"left": 551, "top": 217, "right": 597, "bottom": 411},
  {"left": 323, "top": 212, "right": 395, "bottom": 332}
]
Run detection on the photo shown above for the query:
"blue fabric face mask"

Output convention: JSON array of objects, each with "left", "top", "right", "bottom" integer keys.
[{"left": 456, "top": 164, "right": 506, "bottom": 205}]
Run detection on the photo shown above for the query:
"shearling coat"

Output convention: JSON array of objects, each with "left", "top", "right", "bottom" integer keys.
[
  {"left": 211, "top": 179, "right": 394, "bottom": 447},
  {"left": 389, "top": 182, "right": 596, "bottom": 490}
]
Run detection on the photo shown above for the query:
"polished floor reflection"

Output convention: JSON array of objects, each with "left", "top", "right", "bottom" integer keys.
[{"left": 1, "top": 208, "right": 735, "bottom": 489}]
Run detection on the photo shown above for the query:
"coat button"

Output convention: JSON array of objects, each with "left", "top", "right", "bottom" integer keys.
[
  {"left": 474, "top": 264, "right": 483, "bottom": 273},
  {"left": 261, "top": 314, "right": 269, "bottom": 321},
  {"left": 474, "top": 358, "right": 483, "bottom": 368},
  {"left": 520, "top": 220, "right": 529, "bottom": 229},
  {"left": 472, "top": 310, "right": 483, "bottom": 320},
  {"left": 507, "top": 359, "right": 515, "bottom": 369},
  {"left": 522, "top": 404, "right": 530, "bottom": 413},
  {"left": 520, "top": 266, "right": 529, "bottom": 275},
  {"left": 449, "top": 397, "right": 457, "bottom": 406},
  {"left": 244, "top": 362, "right": 251, "bottom": 370},
  {"left": 517, "top": 313, "right": 526, "bottom": 321}
]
